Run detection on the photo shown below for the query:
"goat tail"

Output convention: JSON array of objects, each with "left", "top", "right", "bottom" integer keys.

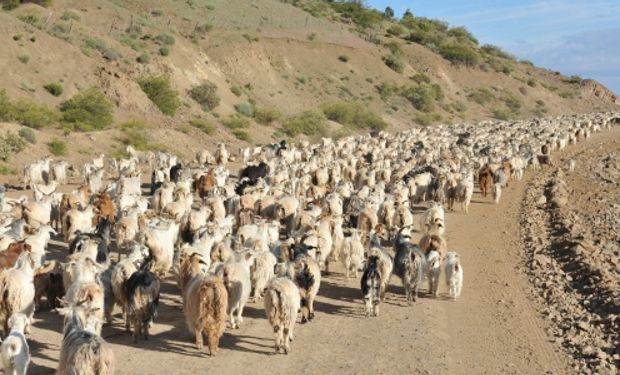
[{"left": 199, "top": 278, "right": 227, "bottom": 325}]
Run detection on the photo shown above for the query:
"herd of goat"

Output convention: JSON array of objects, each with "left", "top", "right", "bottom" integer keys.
[{"left": 0, "top": 111, "right": 616, "bottom": 374}]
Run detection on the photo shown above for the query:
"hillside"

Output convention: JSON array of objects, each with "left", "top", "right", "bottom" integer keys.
[{"left": 0, "top": 0, "right": 618, "bottom": 171}]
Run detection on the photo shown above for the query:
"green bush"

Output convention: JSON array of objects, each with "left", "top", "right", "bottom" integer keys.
[
  {"left": 376, "top": 81, "right": 399, "bottom": 100},
  {"left": 159, "top": 47, "right": 170, "bottom": 56},
  {"left": 17, "top": 14, "right": 42, "bottom": 28},
  {"left": 411, "top": 72, "right": 431, "bottom": 84},
  {"left": 401, "top": 83, "right": 442, "bottom": 112},
  {"left": 156, "top": 34, "right": 175, "bottom": 45},
  {"left": 415, "top": 112, "right": 441, "bottom": 126},
  {"left": 221, "top": 115, "right": 250, "bottom": 130},
  {"left": 119, "top": 121, "right": 154, "bottom": 151},
  {"left": 12, "top": 98, "right": 59, "bottom": 129},
  {"left": 383, "top": 54, "right": 404, "bottom": 73},
  {"left": 480, "top": 44, "right": 514, "bottom": 60},
  {"left": 384, "top": 41, "right": 403, "bottom": 56},
  {"left": 61, "top": 10, "right": 80, "bottom": 21},
  {"left": 188, "top": 82, "right": 220, "bottom": 112},
  {"left": 0, "top": 133, "right": 26, "bottom": 161},
  {"left": 235, "top": 101, "right": 255, "bottom": 117},
  {"left": 386, "top": 24, "right": 406, "bottom": 37},
  {"left": 338, "top": 55, "right": 349, "bottom": 62},
  {"left": 59, "top": 88, "right": 114, "bottom": 131},
  {"left": 2, "top": 0, "right": 20, "bottom": 10},
  {"left": 232, "top": 129, "right": 251, "bottom": 142},
  {"left": 492, "top": 108, "right": 511, "bottom": 121},
  {"left": 559, "top": 91, "right": 575, "bottom": 99},
  {"left": 137, "top": 53, "right": 150, "bottom": 63},
  {"left": 254, "top": 107, "right": 281, "bottom": 125},
  {"left": 321, "top": 102, "right": 387, "bottom": 131},
  {"left": 527, "top": 78, "right": 537, "bottom": 87},
  {"left": 282, "top": 110, "right": 327, "bottom": 137},
  {"left": 44, "top": 82, "right": 63, "bottom": 97},
  {"left": 468, "top": 87, "right": 494, "bottom": 105},
  {"left": 438, "top": 43, "right": 479, "bottom": 66},
  {"left": 138, "top": 75, "right": 180, "bottom": 116},
  {"left": 47, "top": 138, "right": 67, "bottom": 156},
  {"left": 84, "top": 37, "right": 119, "bottom": 60},
  {"left": 18, "top": 127, "right": 36, "bottom": 144},
  {"left": 451, "top": 101, "right": 467, "bottom": 113},
  {"left": 0, "top": 165, "right": 16, "bottom": 175},
  {"left": 503, "top": 95, "right": 522, "bottom": 113},
  {"left": 230, "top": 86, "right": 242, "bottom": 97},
  {"left": 189, "top": 119, "right": 215, "bottom": 134},
  {"left": 18, "top": 54, "right": 30, "bottom": 64}
]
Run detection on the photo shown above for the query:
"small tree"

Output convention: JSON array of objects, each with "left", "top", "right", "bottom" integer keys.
[
  {"left": 60, "top": 88, "right": 114, "bottom": 130},
  {"left": 188, "top": 82, "right": 220, "bottom": 112},
  {"left": 384, "top": 6, "right": 394, "bottom": 19},
  {"left": 138, "top": 75, "right": 181, "bottom": 116}
]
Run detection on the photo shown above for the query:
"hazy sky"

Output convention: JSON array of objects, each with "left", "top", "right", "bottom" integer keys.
[{"left": 367, "top": 0, "right": 620, "bottom": 95}]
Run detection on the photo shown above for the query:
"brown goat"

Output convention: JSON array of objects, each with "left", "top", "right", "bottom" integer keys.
[
  {"left": 34, "top": 260, "right": 65, "bottom": 310},
  {"left": 0, "top": 241, "right": 32, "bottom": 269},
  {"left": 478, "top": 166, "right": 494, "bottom": 198},
  {"left": 93, "top": 192, "right": 117, "bottom": 225},
  {"left": 196, "top": 170, "right": 217, "bottom": 200},
  {"left": 419, "top": 234, "right": 447, "bottom": 259}
]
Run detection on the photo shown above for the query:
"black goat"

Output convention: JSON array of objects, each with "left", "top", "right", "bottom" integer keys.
[
  {"left": 239, "top": 162, "right": 269, "bottom": 182},
  {"left": 124, "top": 261, "right": 161, "bottom": 343}
]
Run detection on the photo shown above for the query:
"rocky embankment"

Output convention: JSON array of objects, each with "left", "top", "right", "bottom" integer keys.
[{"left": 520, "top": 137, "right": 620, "bottom": 374}]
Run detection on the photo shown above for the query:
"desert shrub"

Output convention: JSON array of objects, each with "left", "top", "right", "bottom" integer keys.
[
  {"left": 0, "top": 133, "right": 26, "bottom": 161},
  {"left": 47, "top": 138, "right": 67, "bottom": 156},
  {"left": 18, "top": 127, "right": 36, "bottom": 144},
  {"left": 0, "top": 90, "right": 11, "bottom": 120},
  {"left": 2, "top": 0, "right": 20, "bottom": 10},
  {"left": 451, "top": 101, "right": 467, "bottom": 113},
  {"left": 480, "top": 44, "right": 514, "bottom": 60},
  {"left": 139, "top": 75, "right": 180, "bottom": 116},
  {"left": 492, "top": 108, "right": 511, "bottom": 121},
  {"left": 307, "top": 33, "right": 317, "bottom": 41},
  {"left": 59, "top": 87, "right": 114, "bottom": 130},
  {"left": 18, "top": 54, "right": 30, "bottom": 64},
  {"left": 527, "top": 78, "right": 537, "bottom": 87},
  {"left": 503, "top": 95, "right": 522, "bottom": 113},
  {"left": 0, "top": 165, "right": 16, "bottom": 175},
  {"left": 156, "top": 34, "right": 175, "bottom": 45},
  {"left": 11, "top": 98, "right": 59, "bottom": 129},
  {"left": 44, "top": 82, "right": 63, "bottom": 97},
  {"left": 159, "top": 47, "right": 170, "bottom": 56},
  {"left": 468, "top": 87, "right": 494, "bottom": 105},
  {"left": 232, "top": 129, "right": 251, "bottom": 142},
  {"left": 401, "top": 83, "right": 442, "bottom": 112},
  {"left": 535, "top": 99, "right": 545, "bottom": 107},
  {"left": 61, "top": 10, "right": 80, "bottom": 21},
  {"left": 83, "top": 37, "right": 119, "bottom": 60},
  {"left": 137, "top": 53, "right": 150, "bottom": 63},
  {"left": 230, "top": 86, "right": 242, "bottom": 97},
  {"left": 559, "top": 91, "right": 575, "bottom": 99},
  {"left": 254, "top": 107, "right": 281, "bottom": 125},
  {"left": 376, "top": 81, "right": 398, "bottom": 100},
  {"left": 282, "top": 110, "right": 327, "bottom": 137},
  {"left": 189, "top": 119, "right": 215, "bottom": 134},
  {"left": 383, "top": 54, "right": 404, "bottom": 73},
  {"left": 321, "top": 102, "right": 387, "bottom": 131},
  {"left": 411, "top": 72, "right": 431, "bottom": 84},
  {"left": 518, "top": 87, "right": 527, "bottom": 95},
  {"left": 119, "top": 120, "right": 163, "bottom": 151},
  {"left": 338, "top": 55, "right": 349, "bottom": 62},
  {"left": 120, "top": 36, "right": 144, "bottom": 51},
  {"left": 415, "top": 112, "right": 441, "bottom": 126},
  {"left": 188, "top": 82, "right": 220, "bottom": 112},
  {"left": 386, "top": 24, "right": 406, "bottom": 36},
  {"left": 384, "top": 41, "right": 403, "bottom": 56},
  {"left": 235, "top": 101, "right": 255, "bottom": 117},
  {"left": 17, "top": 14, "right": 42, "bottom": 28},
  {"left": 221, "top": 115, "right": 249, "bottom": 130},
  {"left": 565, "top": 75, "right": 582, "bottom": 84},
  {"left": 438, "top": 43, "right": 478, "bottom": 66}
]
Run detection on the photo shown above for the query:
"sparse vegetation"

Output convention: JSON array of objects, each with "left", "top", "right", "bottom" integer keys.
[
  {"left": 156, "top": 34, "right": 175, "bottom": 45},
  {"left": 159, "top": 47, "right": 170, "bottom": 56},
  {"left": 44, "top": 82, "right": 63, "bottom": 97},
  {"left": 230, "top": 86, "right": 242, "bottom": 97},
  {"left": 232, "top": 129, "right": 251, "bottom": 142},
  {"left": 18, "top": 127, "right": 36, "bottom": 144},
  {"left": 503, "top": 95, "right": 522, "bottom": 114},
  {"left": 11, "top": 98, "right": 59, "bottom": 129},
  {"left": 0, "top": 165, "right": 16, "bottom": 175},
  {"left": 255, "top": 107, "right": 281, "bottom": 126},
  {"left": 189, "top": 119, "right": 215, "bottom": 134},
  {"left": 527, "top": 78, "right": 537, "bottom": 87},
  {"left": 120, "top": 120, "right": 163, "bottom": 151},
  {"left": 438, "top": 43, "right": 479, "bottom": 66},
  {"left": 468, "top": 88, "right": 494, "bottom": 105},
  {"left": 139, "top": 75, "right": 181, "bottom": 116},
  {"left": 0, "top": 132, "right": 26, "bottom": 161},
  {"left": 307, "top": 33, "right": 317, "bottom": 41},
  {"left": 18, "top": 54, "right": 30, "bottom": 64},
  {"left": 321, "top": 102, "right": 387, "bottom": 131},
  {"left": 492, "top": 108, "right": 511, "bottom": 121},
  {"left": 188, "top": 82, "right": 220, "bottom": 112},
  {"left": 235, "top": 101, "right": 255, "bottom": 117},
  {"left": 222, "top": 115, "right": 250, "bottom": 130},
  {"left": 83, "top": 37, "right": 119, "bottom": 60},
  {"left": 559, "top": 91, "right": 576, "bottom": 99},
  {"left": 47, "top": 138, "right": 67, "bottom": 156},
  {"left": 137, "top": 53, "right": 150, "bottom": 64},
  {"left": 383, "top": 54, "right": 404, "bottom": 73},
  {"left": 415, "top": 112, "right": 441, "bottom": 126},
  {"left": 61, "top": 10, "right": 80, "bottom": 21},
  {"left": 282, "top": 110, "right": 327, "bottom": 137},
  {"left": 338, "top": 55, "right": 349, "bottom": 63},
  {"left": 59, "top": 87, "right": 114, "bottom": 131},
  {"left": 401, "top": 83, "right": 443, "bottom": 112}
]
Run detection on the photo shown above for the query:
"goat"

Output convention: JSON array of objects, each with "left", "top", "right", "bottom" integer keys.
[
  {"left": 0, "top": 313, "right": 30, "bottom": 375},
  {"left": 392, "top": 230, "right": 423, "bottom": 305},
  {"left": 250, "top": 251, "right": 277, "bottom": 302},
  {"left": 264, "top": 277, "right": 301, "bottom": 354},
  {"left": 367, "top": 246, "right": 393, "bottom": 302},
  {"left": 0, "top": 253, "right": 35, "bottom": 337},
  {"left": 445, "top": 252, "right": 464, "bottom": 300},
  {"left": 57, "top": 301, "right": 115, "bottom": 375},
  {"left": 340, "top": 229, "right": 364, "bottom": 278},
  {"left": 124, "top": 261, "right": 161, "bottom": 343},
  {"left": 0, "top": 242, "right": 32, "bottom": 270},
  {"left": 423, "top": 250, "right": 441, "bottom": 297},
  {"left": 220, "top": 261, "right": 251, "bottom": 329},
  {"left": 361, "top": 256, "right": 381, "bottom": 317}
]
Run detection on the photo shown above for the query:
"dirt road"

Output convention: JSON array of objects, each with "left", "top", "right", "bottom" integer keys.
[{"left": 25, "top": 129, "right": 619, "bottom": 375}]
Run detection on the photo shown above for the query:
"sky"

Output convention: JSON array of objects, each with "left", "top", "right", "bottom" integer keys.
[{"left": 366, "top": 0, "right": 620, "bottom": 95}]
